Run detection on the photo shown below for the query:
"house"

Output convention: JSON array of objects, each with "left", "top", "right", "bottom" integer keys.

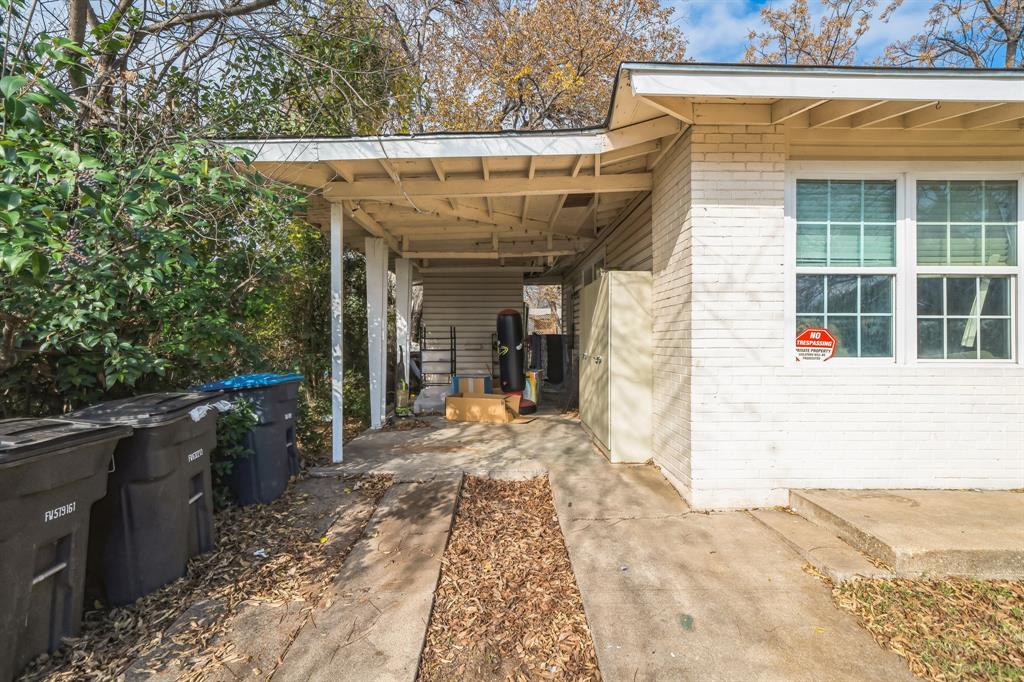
[{"left": 229, "top": 63, "right": 1024, "bottom": 509}]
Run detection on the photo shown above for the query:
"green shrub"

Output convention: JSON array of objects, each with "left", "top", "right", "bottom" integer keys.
[{"left": 210, "top": 399, "right": 258, "bottom": 508}]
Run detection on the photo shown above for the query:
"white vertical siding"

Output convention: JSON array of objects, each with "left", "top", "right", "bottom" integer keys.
[{"left": 420, "top": 270, "right": 524, "bottom": 379}]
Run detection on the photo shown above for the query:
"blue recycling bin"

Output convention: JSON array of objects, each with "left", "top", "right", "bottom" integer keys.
[{"left": 195, "top": 373, "right": 303, "bottom": 505}]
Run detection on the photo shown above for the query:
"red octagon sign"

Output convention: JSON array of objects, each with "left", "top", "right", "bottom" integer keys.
[{"left": 795, "top": 327, "right": 837, "bottom": 362}]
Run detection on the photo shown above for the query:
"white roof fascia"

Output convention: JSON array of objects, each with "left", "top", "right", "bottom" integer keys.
[
  {"left": 224, "top": 130, "right": 609, "bottom": 163},
  {"left": 625, "top": 64, "right": 1024, "bottom": 103}
]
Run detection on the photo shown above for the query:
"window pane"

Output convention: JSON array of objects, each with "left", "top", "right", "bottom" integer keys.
[
  {"left": 864, "top": 224, "right": 895, "bottom": 266},
  {"left": 830, "top": 224, "right": 861, "bottom": 266},
  {"left": 917, "top": 276, "right": 943, "bottom": 316},
  {"left": 828, "top": 316, "right": 858, "bottom": 357},
  {"left": 917, "top": 181, "right": 948, "bottom": 222},
  {"left": 796, "top": 316, "right": 824, "bottom": 335},
  {"left": 949, "top": 224, "right": 983, "bottom": 265},
  {"left": 950, "top": 181, "right": 984, "bottom": 222},
  {"left": 980, "top": 277, "right": 1010, "bottom": 316},
  {"left": 946, "top": 318, "right": 978, "bottom": 359},
  {"left": 797, "top": 275, "right": 824, "bottom": 313},
  {"left": 861, "top": 317, "right": 892, "bottom": 357},
  {"left": 864, "top": 181, "right": 896, "bottom": 223},
  {"left": 980, "top": 318, "right": 1011, "bottom": 360},
  {"left": 917, "top": 319, "right": 944, "bottom": 358},
  {"left": 796, "top": 224, "right": 827, "bottom": 266},
  {"left": 985, "top": 181, "right": 1017, "bottom": 222},
  {"left": 830, "top": 181, "right": 862, "bottom": 222},
  {"left": 827, "top": 275, "right": 858, "bottom": 314},
  {"left": 985, "top": 225, "right": 1017, "bottom": 266},
  {"left": 797, "top": 180, "right": 829, "bottom": 222},
  {"left": 861, "top": 276, "right": 892, "bottom": 314},
  {"left": 946, "top": 277, "right": 978, "bottom": 316},
  {"left": 917, "top": 224, "right": 947, "bottom": 264}
]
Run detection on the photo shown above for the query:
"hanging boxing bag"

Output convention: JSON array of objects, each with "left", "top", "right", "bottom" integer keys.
[{"left": 496, "top": 309, "right": 525, "bottom": 392}]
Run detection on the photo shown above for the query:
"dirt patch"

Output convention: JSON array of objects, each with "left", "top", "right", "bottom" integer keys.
[
  {"left": 418, "top": 476, "right": 600, "bottom": 681},
  {"left": 381, "top": 417, "right": 433, "bottom": 432},
  {"left": 19, "top": 475, "right": 391, "bottom": 682},
  {"left": 833, "top": 578, "right": 1024, "bottom": 681}
]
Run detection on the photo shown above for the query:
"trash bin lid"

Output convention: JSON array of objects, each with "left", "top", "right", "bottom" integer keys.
[
  {"left": 194, "top": 372, "right": 304, "bottom": 392},
  {"left": 68, "top": 392, "right": 221, "bottom": 428},
  {"left": 0, "top": 418, "right": 131, "bottom": 463}
]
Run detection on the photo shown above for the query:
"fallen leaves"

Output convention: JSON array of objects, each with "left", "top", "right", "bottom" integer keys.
[
  {"left": 418, "top": 476, "right": 600, "bottom": 682},
  {"left": 18, "top": 474, "right": 392, "bottom": 682},
  {"left": 833, "top": 578, "right": 1024, "bottom": 681}
]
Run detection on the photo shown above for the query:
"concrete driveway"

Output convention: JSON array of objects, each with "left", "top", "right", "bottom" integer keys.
[{"left": 314, "top": 412, "right": 914, "bottom": 681}]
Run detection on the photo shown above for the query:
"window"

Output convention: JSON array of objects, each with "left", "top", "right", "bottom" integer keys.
[
  {"left": 795, "top": 180, "right": 897, "bottom": 358},
  {"left": 916, "top": 180, "right": 1018, "bottom": 361}
]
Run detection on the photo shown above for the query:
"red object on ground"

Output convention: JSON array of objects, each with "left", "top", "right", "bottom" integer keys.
[{"left": 795, "top": 327, "right": 837, "bottom": 362}]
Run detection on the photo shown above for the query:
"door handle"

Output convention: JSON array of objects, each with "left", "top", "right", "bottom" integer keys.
[{"left": 593, "top": 356, "right": 603, "bottom": 364}]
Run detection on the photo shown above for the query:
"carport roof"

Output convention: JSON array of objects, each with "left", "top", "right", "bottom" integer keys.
[{"left": 227, "top": 63, "right": 1024, "bottom": 274}]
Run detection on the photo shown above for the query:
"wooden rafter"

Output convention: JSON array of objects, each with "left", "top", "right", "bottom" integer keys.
[
  {"left": 809, "top": 100, "right": 885, "bottom": 128},
  {"left": 904, "top": 102, "right": 1003, "bottom": 128},
  {"left": 771, "top": 99, "right": 827, "bottom": 123},
  {"left": 850, "top": 101, "right": 936, "bottom": 128}
]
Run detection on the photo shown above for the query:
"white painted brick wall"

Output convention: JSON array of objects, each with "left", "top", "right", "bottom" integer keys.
[
  {"left": 654, "top": 125, "right": 1024, "bottom": 510},
  {"left": 651, "top": 131, "right": 694, "bottom": 499}
]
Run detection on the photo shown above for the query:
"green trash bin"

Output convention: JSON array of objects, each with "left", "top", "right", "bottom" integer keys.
[{"left": 0, "top": 418, "right": 130, "bottom": 682}]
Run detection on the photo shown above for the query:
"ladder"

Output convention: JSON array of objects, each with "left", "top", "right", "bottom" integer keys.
[{"left": 419, "top": 324, "right": 457, "bottom": 388}]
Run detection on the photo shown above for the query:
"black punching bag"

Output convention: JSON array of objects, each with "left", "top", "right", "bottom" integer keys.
[{"left": 497, "top": 309, "right": 525, "bottom": 392}]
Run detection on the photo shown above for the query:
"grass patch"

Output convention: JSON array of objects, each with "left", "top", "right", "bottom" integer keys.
[
  {"left": 834, "top": 578, "right": 1024, "bottom": 681},
  {"left": 419, "top": 476, "right": 600, "bottom": 681}
]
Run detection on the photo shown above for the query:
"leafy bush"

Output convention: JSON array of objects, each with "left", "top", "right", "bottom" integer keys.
[{"left": 209, "top": 399, "right": 259, "bottom": 508}]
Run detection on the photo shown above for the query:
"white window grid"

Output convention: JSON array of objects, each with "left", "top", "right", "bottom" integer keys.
[
  {"left": 916, "top": 275, "right": 1014, "bottom": 360},
  {"left": 796, "top": 179, "right": 897, "bottom": 268},
  {"left": 796, "top": 274, "right": 895, "bottom": 358},
  {"left": 915, "top": 179, "right": 1018, "bottom": 267},
  {"left": 785, "top": 163, "right": 1024, "bottom": 367}
]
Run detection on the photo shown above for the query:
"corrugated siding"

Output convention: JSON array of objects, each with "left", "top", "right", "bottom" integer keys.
[{"left": 420, "top": 270, "right": 524, "bottom": 378}]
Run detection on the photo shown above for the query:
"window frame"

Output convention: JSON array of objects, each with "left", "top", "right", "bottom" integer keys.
[
  {"left": 785, "top": 161, "right": 1024, "bottom": 368},
  {"left": 786, "top": 170, "right": 905, "bottom": 366}
]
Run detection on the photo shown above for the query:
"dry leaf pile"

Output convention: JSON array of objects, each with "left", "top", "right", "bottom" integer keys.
[
  {"left": 418, "top": 476, "right": 600, "bottom": 682},
  {"left": 382, "top": 418, "right": 432, "bottom": 432},
  {"left": 19, "top": 475, "right": 392, "bottom": 682},
  {"left": 833, "top": 578, "right": 1024, "bottom": 681}
]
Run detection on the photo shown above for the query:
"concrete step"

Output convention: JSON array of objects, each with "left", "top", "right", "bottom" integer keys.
[
  {"left": 789, "top": 489, "right": 1024, "bottom": 579},
  {"left": 748, "top": 509, "right": 891, "bottom": 584},
  {"left": 272, "top": 477, "right": 462, "bottom": 682}
]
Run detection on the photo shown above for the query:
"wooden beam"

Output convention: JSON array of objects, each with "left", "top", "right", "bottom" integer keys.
[
  {"left": 326, "top": 160, "right": 354, "bottom": 183},
  {"left": 378, "top": 158, "right": 401, "bottom": 184},
  {"left": 418, "top": 265, "right": 546, "bottom": 273},
  {"left": 903, "top": 102, "right": 1002, "bottom": 129},
  {"left": 850, "top": 101, "right": 935, "bottom": 128},
  {"left": 527, "top": 157, "right": 536, "bottom": 179},
  {"left": 604, "top": 116, "right": 683, "bottom": 149},
  {"left": 648, "top": 131, "right": 683, "bottom": 170},
  {"left": 402, "top": 248, "right": 580, "bottom": 260},
  {"left": 809, "top": 100, "right": 885, "bottom": 127},
  {"left": 342, "top": 201, "right": 400, "bottom": 252},
  {"left": 381, "top": 196, "right": 574, "bottom": 235},
  {"left": 325, "top": 173, "right": 653, "bottom": 201},
  {"left": 429, "top": 158, "right": 446, "bottom": 182},
  {"left": 960, "top": 103, "right": 1024, "bottom": 129},
  {"left": 481, "top": 157, "right": 490, "bottom": 181},
  {"left": 638, "top": 96, "right": 694, "bottom": 124},
  {"left": 771, "top": 99, "right": 827, "bottom": 123}
]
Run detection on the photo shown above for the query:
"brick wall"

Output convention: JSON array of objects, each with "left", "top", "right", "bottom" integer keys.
[
  {"left": 651, "top": 131, "right": 694, "bottom": 498},
  {"left": 668, "top": 124, "right": 1024, "bottom": 509},
  {"left": 586, "top": 123, "right": 1024, "bottom": 509}
]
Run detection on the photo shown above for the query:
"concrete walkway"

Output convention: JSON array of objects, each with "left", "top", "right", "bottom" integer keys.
[
  {"left": 273, "top": 478, "right": 460, "bottom": 682},
  {"left": 313, "top": 412, "right": 914, "bottom": 681}
]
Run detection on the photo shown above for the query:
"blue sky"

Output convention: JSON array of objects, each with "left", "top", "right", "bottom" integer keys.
[{"left": 670, "top": 0, "right": 937, "bottom": 64}]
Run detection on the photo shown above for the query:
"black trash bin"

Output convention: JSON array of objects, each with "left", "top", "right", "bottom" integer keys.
[
  {"left": 68, "top": 393, "right": 220, "bottom": 606},
  {"left": 195, "top": 373, "right": 303, "bottom": 505},
  {"left": 0, "top": 418, "right": 130, "bottom": 682}
]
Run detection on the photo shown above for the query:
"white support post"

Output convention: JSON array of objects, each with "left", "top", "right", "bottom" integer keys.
[
  {"left": 365, "top": 237, "right": 388, "bottom": 429},
  {"left": 395, "top": 258, "right": 412, "bottom": 393},
  {"left": 330, "top": 203, "right": 345, "bottom": 463}
]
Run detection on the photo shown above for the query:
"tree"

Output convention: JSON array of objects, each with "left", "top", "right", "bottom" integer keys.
[
  {"left": 883, "top": 0, "right": 1023, "bottom": 68},
  {"left": 745, "top": 0, "right": 888, "bottom": 65},
  {"left": 374, "top": 0, "right": 687, "bottom": 131}
]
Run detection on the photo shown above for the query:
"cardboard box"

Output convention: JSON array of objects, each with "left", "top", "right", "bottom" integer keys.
[
  {"left": 445, "top": 393, "right": 520, "bottom": 424},
  {"left": 451, "top": 374, "right": 493, "bottom": 395}
]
